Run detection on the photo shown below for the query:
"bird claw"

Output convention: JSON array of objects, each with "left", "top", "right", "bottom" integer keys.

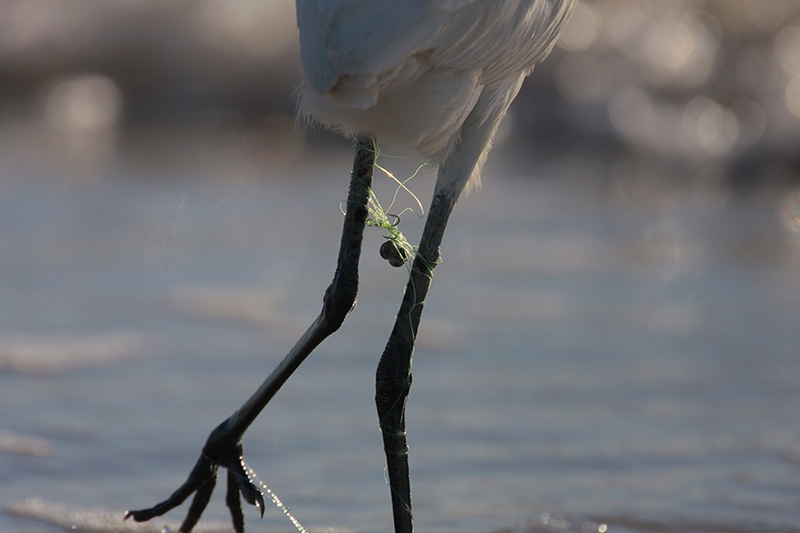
[
  {"left": 228, "top": 453, "right": 266, "bottom": 517},
  {"left": 125, "top": 421, "right": 266, "bottom": 532}
]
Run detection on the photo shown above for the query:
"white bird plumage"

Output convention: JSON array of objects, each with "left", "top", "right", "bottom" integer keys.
[
  {"left": 126, "top": 4, "right": 576, "bottom": 533},
  {"left": 296, "top": 6, "right": 576, "bottom": 528},
  {"left": 298, "top": 0, "right": 576, "bottom": 186}
]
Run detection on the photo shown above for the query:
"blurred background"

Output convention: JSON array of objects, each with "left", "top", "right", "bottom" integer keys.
[
  {"left": 1, "top": 1, "right": 800, "bottom": 533},
  {"left": 1, "top": 0, "right": 800, "bottom": 184}
]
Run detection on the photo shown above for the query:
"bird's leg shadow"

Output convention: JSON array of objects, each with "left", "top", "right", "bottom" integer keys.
[{"left": 125, "top": 138, "right": 377, "bottom": 533}]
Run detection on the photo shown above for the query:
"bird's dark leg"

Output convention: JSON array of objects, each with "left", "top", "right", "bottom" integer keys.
[
  {"left": 374, "top": 77, "right": 520, "bottom": 532},
  {"left": 126, "top": 137, "right": 376, "bottom": 532},
  {"left": 376, "top": 189, "right": 457, "bottom": 533}
]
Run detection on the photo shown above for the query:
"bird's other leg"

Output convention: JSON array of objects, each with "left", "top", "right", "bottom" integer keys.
[
  {"left": 375, "top": 189, "right": 457, "bottom": 533},
  {"left": 374, "top": 77, "right": 524, "bottom": 533},
  {"left": 125, "top": 137, "right": 376, "bottom": 533}
]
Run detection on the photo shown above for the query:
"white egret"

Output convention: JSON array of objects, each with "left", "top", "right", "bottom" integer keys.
[{"left": 126, "top": 1, "right": 577, "bottom": 532}]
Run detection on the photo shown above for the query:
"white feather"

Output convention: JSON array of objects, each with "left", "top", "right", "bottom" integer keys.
[{"left": 296, "top": 0, "right": 576, "bottom": 184}]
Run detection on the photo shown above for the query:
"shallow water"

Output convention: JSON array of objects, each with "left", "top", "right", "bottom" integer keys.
[{"left": 1, "top": 151, "right": 799, "bottom": 533}]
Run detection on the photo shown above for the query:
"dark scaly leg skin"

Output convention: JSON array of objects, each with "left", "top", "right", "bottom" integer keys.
[
  {"left": 376, "top": 190, "right": 457, "bottom": 533},
  {"left": 125, "top": 138, "right": 376, "bottom": 532},
  {"left": 373, "top": 78, "right": 518, "bottom": 532},
  {"left": 226, "top": 470, "right": 245, "bottom": 533}
]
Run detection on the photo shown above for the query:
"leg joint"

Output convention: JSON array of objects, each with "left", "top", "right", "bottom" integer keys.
[{"left": 320, "top": 279, "right": 358, "bottom": 334}]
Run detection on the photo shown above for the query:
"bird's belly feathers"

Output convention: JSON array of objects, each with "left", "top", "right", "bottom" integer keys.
[
  {"left": 297, "top": 0, "right": 576, "bottom": 161},
  {"left": 300, "top": 64, "right": 483, "bottom": 160}
]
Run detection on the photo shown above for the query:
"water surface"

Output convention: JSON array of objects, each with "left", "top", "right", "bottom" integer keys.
[{"left": 1, "top": 152, "right": 799, "bottom": 532}]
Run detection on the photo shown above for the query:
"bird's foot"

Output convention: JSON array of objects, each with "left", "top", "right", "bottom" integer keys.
[{"left": 125, "top": 420, "right": 265, "bottom": 533}]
